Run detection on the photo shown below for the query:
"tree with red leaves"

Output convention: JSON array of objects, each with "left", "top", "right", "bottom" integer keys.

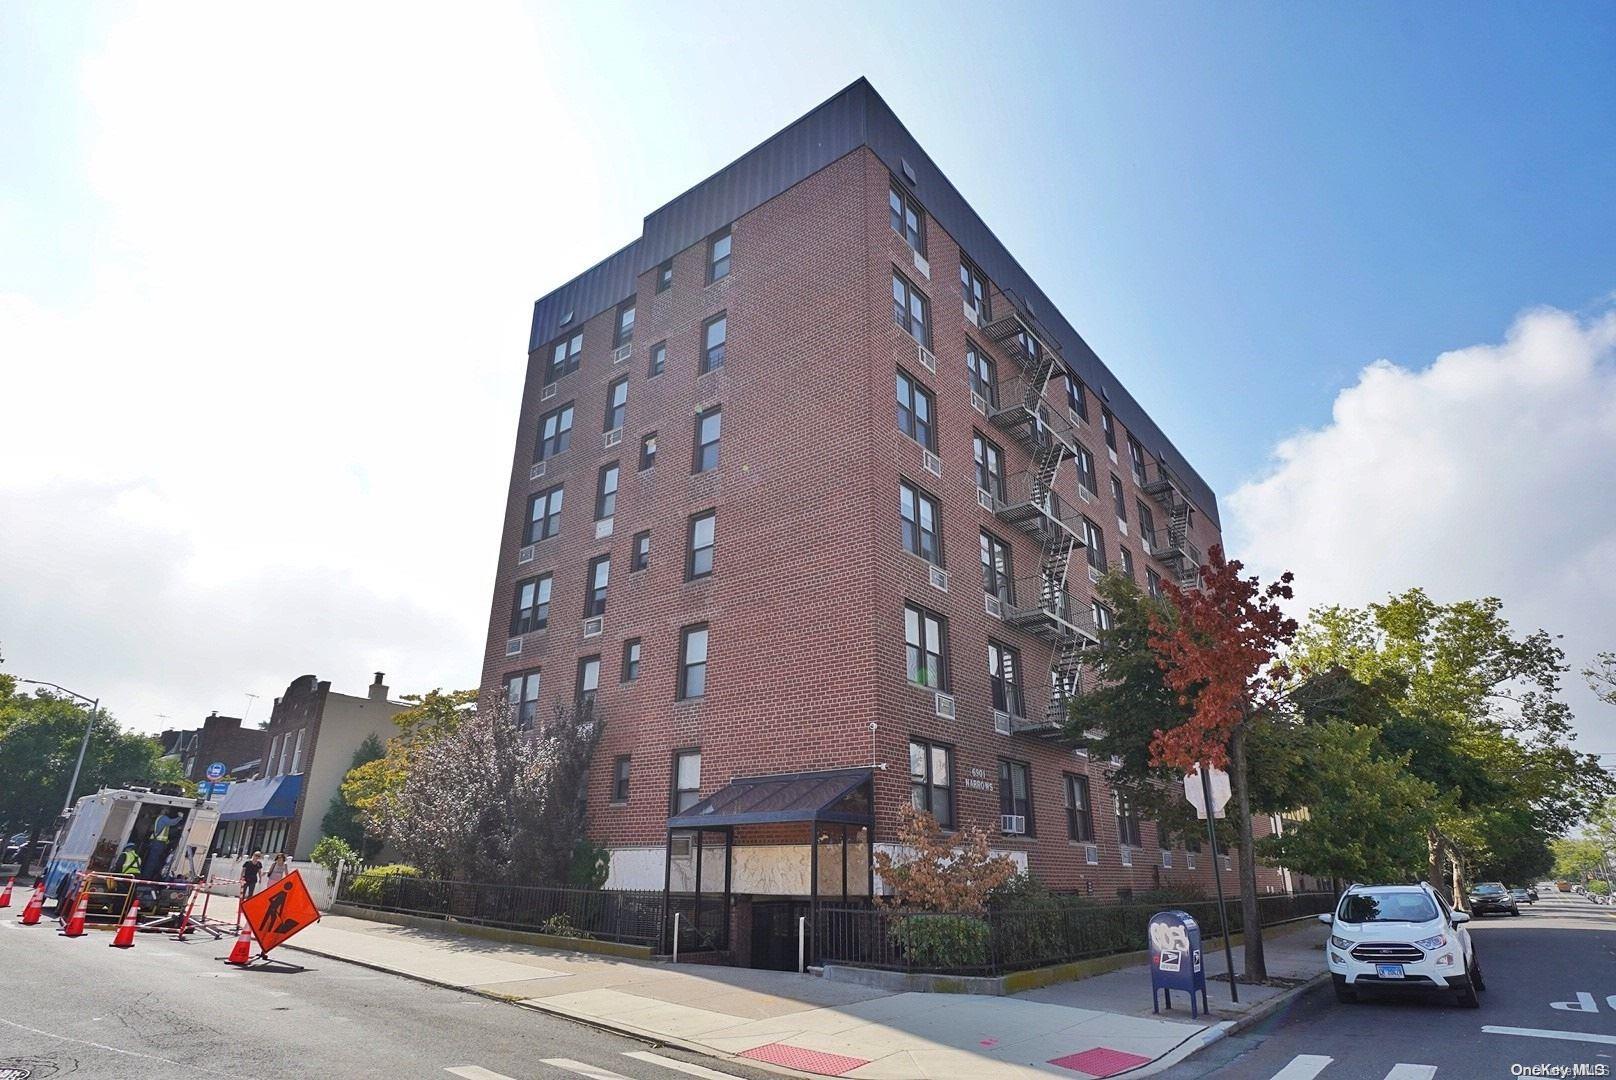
[{"left": 1149, "top": 546, "right": 1297, "bottom": 982}]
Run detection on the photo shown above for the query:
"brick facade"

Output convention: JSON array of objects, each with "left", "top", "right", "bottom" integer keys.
[{"left": 481, "top": 88, "right": 1306, "bottom": 904}]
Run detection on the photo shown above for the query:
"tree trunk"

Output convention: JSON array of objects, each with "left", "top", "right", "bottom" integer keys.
[
  {"left": 1450, "top": 849, "right": 1468, "bottom": 912},
  {"left": 1426, "top": 828, "right": 1447, "bottom": 896},
  {"left": 1230, "top": 724, "right": 1266, "bottom": 982}
]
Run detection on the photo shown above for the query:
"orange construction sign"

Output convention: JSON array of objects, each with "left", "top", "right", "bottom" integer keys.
[{"left": 239, "top": 870, "right": 320, "bottom": 954}]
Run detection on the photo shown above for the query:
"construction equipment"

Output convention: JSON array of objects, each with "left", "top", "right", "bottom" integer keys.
[{"left": 43, "top": 786, "right": 219, "bottom": 914}]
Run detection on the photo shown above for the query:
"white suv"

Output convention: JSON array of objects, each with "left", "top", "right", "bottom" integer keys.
[{"left": 1319, "top": 882, "right": 1483, "bottom": 1008}]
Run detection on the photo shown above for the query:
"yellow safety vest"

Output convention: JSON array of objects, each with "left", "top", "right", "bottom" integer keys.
[{"left": 119, "top": 851, "right": 140, "bottom": 874}]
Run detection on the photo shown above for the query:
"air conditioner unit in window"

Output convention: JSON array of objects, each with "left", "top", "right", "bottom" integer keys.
[
  {"left": 669, "top": 835, "right": 692, "bottom": 859},
  {"left": 928, "top": 565, "right": 949, "bottom": 592},
  {"left": 970, "top": 391, "right": 987, "bottom": 415},
  {"left": 1000, "top": 814, "right": 1026, "bottom": 835},
  {"left": 612, "top": 344, "right": 631, "bottom": 365},
  {"left": 529, "top": 461, "right": 546, "bottom": 481},
  {"left": 933, "top": 692, "right": 956, "bottom": 720},
  {"left": 1108, "top": 447, "right": 1118, "bottom": 465},
  {"left": 1161, "top": 851, "right": 1173, "bottom": 869},
  {"left": 1117, "top": 520, "right": 1128, "bottom": 537},
  {"left": 582, "top": 616, "right": 603, "bottom": 638},
  {"left": 917, "top": 342, "right": 936, "bottom": 373},
  {"left": 913, "top": 249, "right": 931, "bottom": 279},
  {"left": 1078, "top": 486, "right": 1096, "bottom": 504},
  {"left": 963, "top": 300, "right": 979, "bottom": 326},
  {"left": 604, "top": 428, "right": 622, "bottom": 449},
  {"left": 977, "top": 488, "right": 996, "bottom": 512},
  {"left": 1120, "top": 847, "right": 1133, "bottom": 867},
  {"left": 922, "top": 449, "right": 942, "bottom": 477},
  {"left": 1186, "top": 852, "right": 1197, "bottom": 869},
  {"left": 984, "top": 593, "right": 1003, "bottom": 619},
  {"left": 993, "top": 711, "right": 1012, "bottom": 736},
  {"left": 505, "top": 637, "right": 523, "bottom": 657},
  {"left": 541, "top": 383, "right": 557, "bottom": 402},
  {"left": 1089, "top": 566, "right": 1103, "bottom": 584},
  {"left": 1084, "top": 843, "right": 1099, "bottom": 865},
  {"left": 1069, "top": 408, "right": 1085, "bottom": 427},
  {"left": 595, "top": 518, "right": 614, "bottom": 540},
  {"left": 517, "top": 544, "right": 536, "bottom": 564}
]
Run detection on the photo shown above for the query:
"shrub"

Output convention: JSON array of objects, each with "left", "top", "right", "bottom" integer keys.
[
  {"left": 540, "top": 913, "right": 590, "bottom": 939},
  {"left": 1588, "top": 879, "right": 1611, "bottom": 896},
  {"left": 890, "top": 912, "right": 992, "bottom": 971},
  {"left": 310, "top": 836, "right": 359, "bottom": 883},
  {"left": 346, "top": 863, "right": 420, "bottom": 903}
]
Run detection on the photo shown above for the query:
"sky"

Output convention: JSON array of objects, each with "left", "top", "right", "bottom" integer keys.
[{"left": 2, "top": 3, "right": 1613, "bottom": 751}]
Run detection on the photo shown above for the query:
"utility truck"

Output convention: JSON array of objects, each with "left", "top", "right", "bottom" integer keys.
[{"left": 43, "top": 786, "right": 219, "bottom": 917}]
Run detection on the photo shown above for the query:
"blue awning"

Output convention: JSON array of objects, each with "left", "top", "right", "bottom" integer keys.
[{"left": 216, "top": 773, "right": 304, "bottom": 821}]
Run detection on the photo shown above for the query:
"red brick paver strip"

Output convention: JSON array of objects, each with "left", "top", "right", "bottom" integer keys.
[
  {"left": 1048, "top": 1046, "right": 1156, "bottom": 1077},
  {"left": 739, "top": 1043, "right": 871, "bottom": 1076}
]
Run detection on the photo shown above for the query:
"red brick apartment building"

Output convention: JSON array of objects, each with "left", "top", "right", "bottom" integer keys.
[{"left": 481, "top": 79, "right": 1313, "bottom": 961}]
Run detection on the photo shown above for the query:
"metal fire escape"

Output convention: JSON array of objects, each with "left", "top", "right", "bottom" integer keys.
[
  {"left": 1141, "top": 460, "right": 1202, "bottom": 587},
  {"left": 981, "top": 297, "right": 1094, "bottom": 740}
]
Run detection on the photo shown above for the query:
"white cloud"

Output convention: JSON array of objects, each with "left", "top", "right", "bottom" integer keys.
[
  {"left": 0, "top": 4, "right": 608, "bottom": 729},
  {"left": 1229, "top": 304, "right": 1616, "bottom": 747}
]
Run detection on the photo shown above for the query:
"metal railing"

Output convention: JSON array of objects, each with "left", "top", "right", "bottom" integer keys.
[
  {"left": 993, "top": 473, "right": 1085, "bottom": 544},
  {"left": 1001, "top": 579, "right": 1097, "bottom": 643},
  {"left": 817, "top": 891, "right": 1335, "bottom": 977},
  {"left": 1149, "top": 529, "right": 1202, "bottom": 569}
]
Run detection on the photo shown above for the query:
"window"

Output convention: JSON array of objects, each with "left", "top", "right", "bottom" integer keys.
[
  {"left": 622, "top": 639, "right": 641, "bottom": 682},
  {"left": 904, "top": 603, "right": 948, "bottom": 689},
  {"left": 656, "top": 260, "right": 673, "bottom": 293},
  {"left": 687, "top": 510, "right": 715, "bottom": 579},
  {"left": 639, "top": 432, "right": 657, "bottom": 471},
  {"left": 891, "top": 270, "right": 931, "bottom": 347},
  {"left": 679, "top": 624, "right": 708, "bottom": 699},
  {"left": 1067, "top": 375, "right": 1088, "bottom": 422},
  {"left": 1137, "top": 500, "right": 1157, "bottom": 547},
  {"left": 693, "top": 408, "right": 721, "bottom": 473},
  {"left": 536, "top": 403, "right": 574, "bottom": 460},
  {"left": 959, "top": 257, "right": 988, "bottom": 319},
  {"left": 546, "top": 331, "right": 582, "bottom": 383},
  {"left": 909, "top": 738, "right": 953, "bottom": 828},
  {"left": 631, "top": 530, "right": 650, "bottom": 572},
  {"left": 1116, "top": 792, "right": 1142, "bottom": 848},
  {"left": 1147, "top": 567, "right": 1164, "bottom": 597},
  {"left": 595, "top": 463, "right": 619, "bottom": 521},
  {"left": 707, "top": 227, "right": 731, "bottom": 283},
  {"left": 1128, "top": 436, "right": 1148, "bottom": 485},
  {"left": 585, "top": 555, "right": 610, "bottom": 617},
  {"left": 1065, "top": 774, "right": 1094, "bottom": 841},
  {"left": 988, "top": 641, "right": 1024, "bottom": 717},
  {"left": 672, "top": 749, "right": 702, "bottom": 812},
  {"left": 279, "top": 735, "right": 293, "bottom": 776},
  {"left": 999, "top": 760, "right": 1032, "bottom": 834},
  {"left": 614, "top": 302, "right": 635, "bottom": 348},
  {"left": 505, "top": 669, "right": 541, "bottom": 730},
  {"left": 267, "top": 735, "right": 279, "bottom": 777},
  {"left": 1075, "top": 446, "right": 1098, "bottom": 497},
  {"left": 1119, "top": 546, "right": 1135, "bottom": 581},
  {"left": 1110, "top": 476, "right": 1127, "bottom": 521},
  {"left": 1083, "top": 518, "right": 1107, "bottom": 571},
  {"left": 1092, "top": 602, "right": 1114, "bottom": 633},
  {"left": 980, "top": 531, "right": 1013, "bottom": 601},
  {"left": 605, "top": 377, "right": 628, "bottom": 432},
  {"left": 895, "top": 369, "right": 935, "bottom": 450},
  {"left": 966, "top": 341, "right": 997, "bottom": 407},
  {"left": 648, "top": 341, "right": 666, "bottom": 378},
  {"left": 899, "top": 481, "right": 941, "bottom": 564},
  {"left": 973, "top": 432, "right": 1005, "bottom": 500},
  {"left": 511, "top": 574, "right": 552, "bottom": 634},
  {"left": 576, "top": 655, "right": 600, "bottom": 709},
  {"left": 1100, "top": 406, "right": 1117, "bottom": 451},
  {"left": 701, "top": 313, "right": 727, "bottom": 373},
  {"left": 889, "top": 183, "right": 925, "bottom": 253},
  {"left": 526, "top": 485, "right": 564, "bottom": 543},
  {"left": 291, "top": 729, "right": 306, "bottom": 774},
  {"left": 613, "top": 756, "right": 631, "bottom": 801}
]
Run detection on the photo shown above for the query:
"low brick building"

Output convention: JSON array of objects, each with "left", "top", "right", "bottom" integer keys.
[{"left": 480, "top": 78, "right": 1315, "bottom": 964}]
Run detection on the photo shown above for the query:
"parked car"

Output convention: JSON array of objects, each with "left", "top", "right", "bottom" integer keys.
[
  {"left": 1468, "top": 882, "right": 1519, "bottom": 916},
  {"left": 1319, "top": 882, "right": 1482, "bottom": 1008},
  {"left": 1509, "top": 887, "right": 1533, "bottom": 906}
]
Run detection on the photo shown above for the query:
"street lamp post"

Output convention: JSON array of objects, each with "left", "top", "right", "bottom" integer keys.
[{"left": 17, "top": 679, "right": 101, "bottom": 818}]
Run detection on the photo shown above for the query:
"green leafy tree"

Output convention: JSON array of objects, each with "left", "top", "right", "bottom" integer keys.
[
  {"left": 343, "top": 689, "right": 476, "bottom": 836},
  {"left": 1552, "top": 837, "right": 1605, "bottom": 881},
  {"left": 322, "top": 733, "right": 385, "bottom": 859}
]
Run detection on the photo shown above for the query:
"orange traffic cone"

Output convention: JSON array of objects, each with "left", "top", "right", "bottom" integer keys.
[
  {"left": 224, "top": 923, "right": 254, "bottom": 966},
  {"left": 0, "top": 876, "right": 13, "bottom": 908},
  {"left": 18, "top": 882, "right": 45, "bottom": 925},
  {"left": 109, "top": 902, "right": 139, "bottom": 948},
  {"left": 60, "top": 892, "right": 89, "bottom": 937}
]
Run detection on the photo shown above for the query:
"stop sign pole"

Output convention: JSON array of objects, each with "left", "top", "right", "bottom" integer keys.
[{"left": 1196, "top": 764, "right": 1238, "bottom": 1003}]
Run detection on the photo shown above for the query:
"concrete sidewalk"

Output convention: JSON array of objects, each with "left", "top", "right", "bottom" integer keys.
[{"left": 228, "top": 896, "right": 1327, "bottom": 1079}]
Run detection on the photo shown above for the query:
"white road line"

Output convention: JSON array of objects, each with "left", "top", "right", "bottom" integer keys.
[
  {"left": 623, "top": 1050, "right": 744, "bottom": 1078},
  {"left": 446, "top": 1068, "right": 520, "bottom": 1080},
  {"left": 541, "top": 1059, "right": 634, "bottom": 1080},
  {"left": 1270, "top": 1056, "right": 1334, "bottom": 1080},
  {"left": 1482, "top": 1025, "right": 1616, "bottom": 1046},
  {"left": 1383, "top": 1066, "right": 1438, "bottom": 1080}
]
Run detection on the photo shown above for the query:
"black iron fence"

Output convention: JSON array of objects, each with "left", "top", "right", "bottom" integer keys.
[
  {"left": 336, "top": 870, "right": 667, "bottom": 947},
  {"left": 817, "top": 891, "right": 1336, "bottom": 976}
]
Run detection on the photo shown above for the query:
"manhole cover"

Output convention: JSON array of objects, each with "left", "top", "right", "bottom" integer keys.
[{"left": 0, "top": 1057, "right": 60, "bottom": 1079}]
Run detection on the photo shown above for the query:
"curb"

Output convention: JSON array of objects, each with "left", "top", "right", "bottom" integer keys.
[{"left": 1112, "top": 971, "right": 1330, "bottom": 1078}]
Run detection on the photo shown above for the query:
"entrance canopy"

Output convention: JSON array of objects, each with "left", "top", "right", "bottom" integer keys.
[
  {"left": 216, "top": 773, "right": 303, "bottom": 821},
  {"left": 666, "top": 767, "right": 873, "bottom": 830}
]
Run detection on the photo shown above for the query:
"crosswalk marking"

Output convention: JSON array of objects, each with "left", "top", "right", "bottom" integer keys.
[
  {"left": 541, "top": 1060, "right": 633, "bottom": 1080},
  {"left": 622, "top": 1050, "right": 742, "bottom": 1078},
  {"left": 1271, "top": 1055, "right": 1333, "bottom": 1080},
  {"left": 446, "top": 1068, "right": 520, "bottom": 1080},
  {"left": 1482, "top": 1024, "right": 1616, "bottom": 1046},
  {"left": 1383, "top": 1066, "right": 1437, "bottom": 1080}
]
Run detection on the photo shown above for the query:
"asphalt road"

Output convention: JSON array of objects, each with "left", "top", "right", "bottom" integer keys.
[
  {"left": 1166, "top": 892, "right": 1616, "bottom": 1080},
  {"left": 0, "top": 908, "right": 780, "bottom": 1080}
]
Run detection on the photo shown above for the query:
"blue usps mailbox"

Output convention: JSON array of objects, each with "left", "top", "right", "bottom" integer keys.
[{"left": 1149, "top": 909, "right": 1208, "bottom": 1018}]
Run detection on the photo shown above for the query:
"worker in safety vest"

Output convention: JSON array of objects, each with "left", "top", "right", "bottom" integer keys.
[
  {"left": 117, "top": 843, "right": 141, "bottom": 876},
  {"left": 141, "top": 810, "right": 184, "bottom": 880}
]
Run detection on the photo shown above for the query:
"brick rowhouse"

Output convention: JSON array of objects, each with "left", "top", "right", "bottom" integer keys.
[{"left": 480, "top": 79, "right": 1316, "bottom": 965}]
